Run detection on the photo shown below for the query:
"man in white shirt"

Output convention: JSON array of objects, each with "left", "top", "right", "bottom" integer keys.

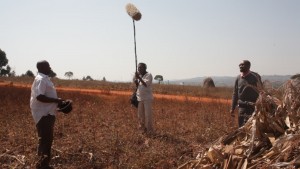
[
  {"left": 134, "top": 63, "right": 154, "bottom": 134},
  {"left": 30, "top": 60, "right": 64, "bottom": 169}
]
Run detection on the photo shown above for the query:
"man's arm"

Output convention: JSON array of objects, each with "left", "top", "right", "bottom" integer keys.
[
  {"left": 36, "top": 95, "right": 63, "bottom": 104},
  {"left": 34, "top": 78, "right": 63, "bottom": 104},
  {"left": 230, "top": 77, "right": 239, "bottom": 116},
  {"left": 135, "top": 72, "right": 148, "bottom": 87}
]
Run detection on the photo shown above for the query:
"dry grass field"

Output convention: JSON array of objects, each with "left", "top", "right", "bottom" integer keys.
[{"left": 0, "top": 78, "right": 234, "bottom": 169}]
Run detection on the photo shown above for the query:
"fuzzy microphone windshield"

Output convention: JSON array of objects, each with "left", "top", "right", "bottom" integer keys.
[{"left": 126, "top": 3, "right": 142, "bottom": 21}]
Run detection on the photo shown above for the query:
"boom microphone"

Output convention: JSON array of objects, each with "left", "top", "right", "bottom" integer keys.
[{"left": 126, "top": 3, "right": 142, "bottom": 21}]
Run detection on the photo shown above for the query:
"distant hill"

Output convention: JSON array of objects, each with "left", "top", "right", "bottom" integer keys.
[{"left": 167, "top": 75, "right": 292, "bottom": 87}]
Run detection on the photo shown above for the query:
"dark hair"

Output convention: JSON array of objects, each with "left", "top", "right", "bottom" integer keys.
[
  {"left": 138, "top": 62, "right": 147, "bottom": 69},
  {"left": 243, "top": 60, "right": 251, "bottom": 67},
  {"left": 36, "top": 60, "right": 49, "bottom": 71}
]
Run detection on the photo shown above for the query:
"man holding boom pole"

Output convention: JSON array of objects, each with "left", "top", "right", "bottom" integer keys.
[{"left": 126, "top": 3, "right": 154, "bottom": 134}]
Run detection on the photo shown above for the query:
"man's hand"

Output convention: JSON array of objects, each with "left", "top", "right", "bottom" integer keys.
[
  {"left": 135, "top": 72, "right": 147, "bottom": 87},
  {"left": 135, "top": 72, "right": 140, "bottom": 79},
  {"left": 56, "top": 98, "right": 64, "bottom": 105},
  {"left": 230, "top": 109, "right": 235, "bottom": 117},
  {"left": 247, "top": 101, "right": 255, "bottom": 107}
]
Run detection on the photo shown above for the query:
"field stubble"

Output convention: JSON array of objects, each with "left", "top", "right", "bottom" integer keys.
[{"left": 0, "top": 83, "right": 234, "bottom": 169}]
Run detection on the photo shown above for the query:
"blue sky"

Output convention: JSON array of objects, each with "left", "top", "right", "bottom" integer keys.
[{"left": 0, "top": 0, "right": 299, "bottom": 82}]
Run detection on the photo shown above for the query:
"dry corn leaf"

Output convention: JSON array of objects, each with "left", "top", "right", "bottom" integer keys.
[{"left": 179, "top": 77, "right": 300, "bottom": 169}]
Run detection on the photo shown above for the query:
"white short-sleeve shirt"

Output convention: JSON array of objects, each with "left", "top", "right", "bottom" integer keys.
[
  {"left": 136, "top": 73, "right": 153, "bottom": 101},
  {"left": 30, "top": 72, "right": 58, "bottom": 124}
]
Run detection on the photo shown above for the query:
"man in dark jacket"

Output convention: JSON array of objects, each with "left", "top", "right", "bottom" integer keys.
[{"left": 230, "top": 60, "right": 262, "bottom": 127}]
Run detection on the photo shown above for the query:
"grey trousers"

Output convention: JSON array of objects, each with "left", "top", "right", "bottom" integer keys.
[
  {"left": 137, "top": 100, "right": 153, "bottom": 133},
  {"left": 238, "top": 107, "right": 254, "bottom": 127}
]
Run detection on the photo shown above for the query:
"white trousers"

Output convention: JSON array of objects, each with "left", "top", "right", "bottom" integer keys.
[{"left": 137, "top": 100, "right": 153, "bottom": 132}]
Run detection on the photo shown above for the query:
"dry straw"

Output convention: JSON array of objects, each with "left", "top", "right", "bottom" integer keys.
[{"left": 179, "top": 76, "right": 300, "bottom": 169}]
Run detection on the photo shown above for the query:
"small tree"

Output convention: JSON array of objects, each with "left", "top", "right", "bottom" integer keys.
[
  {"left": 0, "top": 49, "right": 10, "bottom": 77},
  {"left": 64, "top": 71, "right": 73, "bottom": 79},
  {"left": 102, "top": 77, "right": 106, "bottom": 82},
  {"left": 203, "top": 77, "right": 215, "bottom": 88},
  {"left": 0, "top": 49, "right": 8, "bottom": 68},
  {"left": 0, "top": 65, "right": 11, "bottom": 76},
  {"left": 25, "top": 70, "right": 35, "bottom": 77},
  {"left": 154, "top": 75, "right": 164, "bottom": 84},
  {"left": 6, "top": 65, "right": 11, "bottom": 73},
  {"left": 83, "top": 75, "right": 93, "bottom": 81},
  {"left": 86, "top": 75, "right": 93, "bottom": 81}
]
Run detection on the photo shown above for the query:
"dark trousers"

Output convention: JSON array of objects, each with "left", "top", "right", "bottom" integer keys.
[
  {"left": 36, "top": 115, "right": 55, "bottom": 169},
  {"left": 238, "top": 107, "right": 254, "bottom": 127}
]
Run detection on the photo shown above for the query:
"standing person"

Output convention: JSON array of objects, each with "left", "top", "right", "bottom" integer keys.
[
  {"left": 30, "top": 60, "right": 64, "bottom": 169},
  {"left": 134, "top": 62, "right": 154, "bottom": 134},
  {"left": 230, "top": 60, "right": 262, "bottom": 127}
]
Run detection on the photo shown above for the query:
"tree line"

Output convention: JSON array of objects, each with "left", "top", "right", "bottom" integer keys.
[
  {"left": 0, "top": 49, "right": 99, "bottom": 80},
  {"left": 1, "top": 48, "right": 165, "bottom": 83}
]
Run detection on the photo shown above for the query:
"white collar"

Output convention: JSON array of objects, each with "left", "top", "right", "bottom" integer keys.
[{"left": 38, "top": 72, "right": 49, "bottom": 78}]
